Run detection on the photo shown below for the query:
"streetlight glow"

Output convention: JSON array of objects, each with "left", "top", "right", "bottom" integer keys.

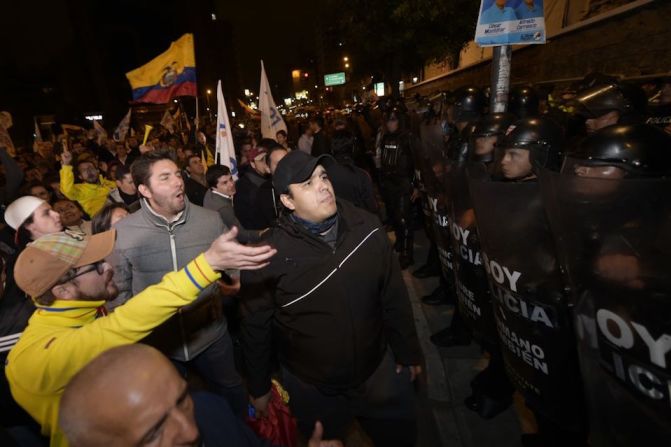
[
  {"left": 343, "top": 56, "right": 349, "bottom": 62},
  {"left": 206, "top": 89, "right": 212, "bottom": 95}
]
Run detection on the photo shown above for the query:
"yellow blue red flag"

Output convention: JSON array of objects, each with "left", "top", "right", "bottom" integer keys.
[{"left": 126, "top": 33, "right": 197, "bottom": 104}]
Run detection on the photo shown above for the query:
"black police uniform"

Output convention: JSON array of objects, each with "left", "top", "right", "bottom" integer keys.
[{"left": 379, "top": 125, "right": 417, "bottom": 269}]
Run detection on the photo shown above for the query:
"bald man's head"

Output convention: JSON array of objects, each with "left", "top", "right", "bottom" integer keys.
[{"left": 59, "top": 344, "right": 199, "bottom": 447}]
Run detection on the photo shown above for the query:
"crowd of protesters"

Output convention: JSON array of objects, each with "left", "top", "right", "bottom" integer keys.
[{"left": 0, "top": 70, "right": 669, "bottom": 447}]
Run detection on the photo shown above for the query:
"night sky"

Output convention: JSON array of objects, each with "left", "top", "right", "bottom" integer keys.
[
  {"left": 0, "top": 0, "right": 319, "bottom": 141},
  {"left": 226, "top": 0, "right": 318, "bottom": 94}
]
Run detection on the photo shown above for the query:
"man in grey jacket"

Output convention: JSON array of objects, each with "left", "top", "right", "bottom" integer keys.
[
  {"left": 108, "top": 149, "right": 246, "bottom": 417},
  {"left": 203, "top": 165, "right": 260, "bottom": 244}
]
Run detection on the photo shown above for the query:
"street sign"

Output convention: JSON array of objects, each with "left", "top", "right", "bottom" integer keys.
[{"left": 324, "top": 72, "right": 346, "bottom": 86}]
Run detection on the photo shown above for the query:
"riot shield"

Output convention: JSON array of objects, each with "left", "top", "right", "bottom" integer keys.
[
  {"left": 446, "top": 164, "right": 497, "bottom": 346},
  {"left": 416, "top": 126, "right": 441, "bottom": 243},
  {"left": 540, "top": 169, "right": 671, "bottom": 446},
  {"left": 419, "top": 119, "right": 445, "bottom": 155},
  {"left": 427, "top": 173, "right": 455, "bottom": 286},
  {"left": 469, "top": 168, "right": 585, "bottom": 431}
]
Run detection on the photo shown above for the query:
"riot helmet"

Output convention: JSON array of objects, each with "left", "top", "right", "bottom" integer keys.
[
  {"left": 445, "top": 122, "right": 476, "bottom": 165},
  {"left": 562, "top": 124, "right": 671, "bottom": 179},
  {"left": 470, "top": 113, "right": 516, "bottom": 163},
  {"left": 575, "top": 72, "right": 619, "bottom": 92},
  {"left": 384, "top": 104, "right": 406, "bottom": 133},
  {"left": 498, "top": 117, "right": 565, "bottom": 180},
  {"left": 452, "top": 86, "right": 486, "bottom": 124},
  {"left": 572, "top": 83, "right": 627, "bottom": 118},
  {"left": 509, "top": 85, "right": 540, "bottom": 119}
]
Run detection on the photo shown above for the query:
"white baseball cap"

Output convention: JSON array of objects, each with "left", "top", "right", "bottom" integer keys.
[{"left": 5, "top": 196, "right": 46, "bottom": 230}]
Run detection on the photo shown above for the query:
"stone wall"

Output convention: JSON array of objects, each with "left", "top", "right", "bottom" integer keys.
[{"left": 405, "top": 1, "right": 670, "bottom": 96}]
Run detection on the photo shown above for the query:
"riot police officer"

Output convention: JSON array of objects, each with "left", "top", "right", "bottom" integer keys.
[
  {"left": 498, "top": 116, "right": 564, "bottom": 181},
  {"left": 541, "top": 124, "right": 671, "bottom": 446},
  {"left": 429, "top": 87, "right": 486, "bottom": 345},
  {"left": 473, "top": 117, "right": 589, "bottom": 445},
  {"left": 571, "top": 81, "right": 647, "bottom": 133},
  {"left": 414, "top": 95, "right": 450, "bottom": 281},
  {"left": 470, "top": 112, "right": 517, "bottom": 165},
  {"left": 379, "top": 105, "right": 419, "bottom": 269},
  {"left": 433, "top": 111, "right": 518, "bottom": 420},
  {"left": 509, "top": 85, "right": 540, "bottom": 119},
  {"left": 428, "top": 88, "right": 490, "bottom": 344},
  {"left": 445, "top": 87, "right": 487, "bottom": 164}
]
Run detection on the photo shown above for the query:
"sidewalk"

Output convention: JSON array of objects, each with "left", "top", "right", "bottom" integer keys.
[{"left": 406, "top": 232, "right": 525, "bottom": 447}]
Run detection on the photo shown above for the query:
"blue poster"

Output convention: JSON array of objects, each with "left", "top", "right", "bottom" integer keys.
[{"left": 475, "top": 0, "right": 546, "bottom": 46}]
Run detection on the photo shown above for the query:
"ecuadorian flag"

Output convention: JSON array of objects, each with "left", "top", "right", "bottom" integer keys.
[{"left": 126, "top": 33, "right": 197, "bottom": 104}]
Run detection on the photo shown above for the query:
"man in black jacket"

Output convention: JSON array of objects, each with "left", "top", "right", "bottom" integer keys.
[
  {"left": 309, "top": 116, "right": 330, "bottom": 156},
  {"left": 183, "top": 154, "right": 208, "bottom": 206},
  {"left": 241, "top": 151, "right": 422, "bottom": 446},
  {"left": 329, "top": 129, "right": 377, "bottom": 214},
  {"left": 234, "top": 146, "right": 277, "bottom": 230}
]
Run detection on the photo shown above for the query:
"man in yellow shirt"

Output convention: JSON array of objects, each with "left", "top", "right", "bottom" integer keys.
[
  {"left": 59, "top": 148, "right": 116, "bottom": 216},
  {"left": 5, "top": 227, "right": 275, "bottom": 446}
]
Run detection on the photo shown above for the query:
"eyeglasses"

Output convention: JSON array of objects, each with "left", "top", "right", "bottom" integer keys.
[{"left": 59, "top": 261, "right": 106, "bottom": 284}]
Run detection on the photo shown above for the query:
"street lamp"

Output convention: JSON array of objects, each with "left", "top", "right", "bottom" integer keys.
[
  {"left": 345, "top": 63, "right": 350, "bottom": 69},
  {"left": 343, "top": 56, "right": 349, "bottom": 62},
  {"left": 205, "top": 89, "right": 213, "bottom": 120}
]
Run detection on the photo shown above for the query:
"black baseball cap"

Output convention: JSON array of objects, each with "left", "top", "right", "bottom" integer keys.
[{"left": 273, "top": 151, "right": 334, "bottom": 194}]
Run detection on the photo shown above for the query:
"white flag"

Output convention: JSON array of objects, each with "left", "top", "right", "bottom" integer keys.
[
  {"left": 160, "top": 109, "right": 176, "bottom": 134},
  {"left": 113, "top": 109, "right": 131, "bottom": 142},
  {"left": 258, "top": 60, "right": 287, "bottom": 139},
  {"left": 215, "top": 80, "right": 238, "bottom": 180},
  {"left": 34, "top": 119, "right": 43, "bottom": 143},
  {"left": 92, "top": 120, "right": 108, "bottom": 145}
]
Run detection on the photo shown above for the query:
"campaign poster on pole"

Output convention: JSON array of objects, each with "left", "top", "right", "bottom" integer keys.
[{"left": 475, "top": 0, "right": 546, "bottom": 47}]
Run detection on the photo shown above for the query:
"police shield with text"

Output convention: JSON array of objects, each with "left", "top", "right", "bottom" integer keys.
[
  {"left": 470, "top": 117, "right": 587, "bottom": 445},
  {"left": 421, "top": 153, "right": 456, "bottom": 305},
  {"left": 448, "top": 112, "right": 517, "bottom": 417},
  {"left": 429, "top": 87, "right": 486, "bottom": 347},
  {"left": 415, "top": 95, "right": 455, "bottom": 299},
  {"left": 540, "top": 124, "right": 671, "bottom": 446}
]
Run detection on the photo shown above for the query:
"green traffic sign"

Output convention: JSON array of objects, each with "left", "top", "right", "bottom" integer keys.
[{"left": 324, "top": 72, "right": 346, "bottom": 86}]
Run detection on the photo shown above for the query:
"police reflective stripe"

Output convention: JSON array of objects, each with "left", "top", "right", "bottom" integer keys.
[{"left": 281, "top": 227, "right": 380, "bottom": 309}]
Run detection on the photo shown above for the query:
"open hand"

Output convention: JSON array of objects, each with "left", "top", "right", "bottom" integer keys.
[
  {"left": 61, "top": 147, "right": 73, "bottom": 165},
  {"left": 204, "top": 227, "right": 276, "bottom": 271}
]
